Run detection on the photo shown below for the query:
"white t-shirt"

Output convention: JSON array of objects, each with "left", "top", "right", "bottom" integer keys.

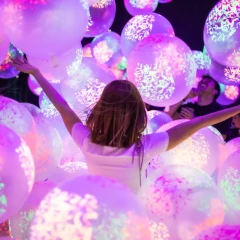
[{"left": 72, "top": 123, "right": 169, "bottom": 193}]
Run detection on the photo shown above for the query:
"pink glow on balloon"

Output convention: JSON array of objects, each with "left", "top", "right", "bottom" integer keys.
[
  {"left": 1, "top": 0, "right": 88, "bottom": 57},
  {"left": 204, "top": 0, "right": 240, "bottom": 67},
  {"left": 224, "top": 85, "right": 239, "bottom": 100},
  {"left": 127, "top": 34, "right": 197, "bottom": 106},
  {"left": 85, "top": 0, "right": 116, "bottom": 37},
  {"left": 0, "top": 124, "right": 35, "bottom": 223},
  {"left": 121, "top": 13, "right": 175, "bottom": 58},
  {"left": 83, "top": 44, "right": 93, "bottom": 58},
  {"left": 124, "top": 0, "right": 158, "bottom": 16},
  {"left": 0, "top": 29, "right": 9, "bottom": 64},
  {"left": 30, "top": 176, "right": 151, "bottom": 239},
  {"left": 225, "top": 137, "right": 240, "bottom": 160}
]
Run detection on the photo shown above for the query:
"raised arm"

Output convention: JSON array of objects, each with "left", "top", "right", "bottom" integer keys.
[
  {"left": 166, "top": 105, "right": 240, "bottom": 150},
  {"left": 10, "top": 57, "right": 81, "bottom": 134}
]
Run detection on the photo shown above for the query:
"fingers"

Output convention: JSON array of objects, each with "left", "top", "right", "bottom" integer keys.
[{"left": 180, "top": 108, "right": 194, "bottom": 119}]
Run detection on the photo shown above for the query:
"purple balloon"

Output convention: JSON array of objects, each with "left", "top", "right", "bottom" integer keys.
[{"left": 85, "top": 0, "right": 116, "bottom": 37}]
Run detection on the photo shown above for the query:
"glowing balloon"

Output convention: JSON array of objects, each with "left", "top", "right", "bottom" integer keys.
[
  {"left": 195, "top": 225, "right": 240, "bottom": 240},
  {"left": 28, "top": 45, "right": 83, "bottom": 82},
  {"left": 22, "top": 103, "right": 63, "bottom": 182},
  {"left": 85, "top": 0, "right": 116, "bottom": 37},
  {"left": 127, "top": 34, "right": 197, "bottom": 106},
  {"left": 218, "top": 150, "right": 240, "bottom": 216},
  {"left": 124, "top": 0, "right": 158, "bottom": 16},
  {"left": 48, "top": 162, "right": 88, "bottom": 184},
  {"left": 30, "top": 176, "right": 151, "bottom": 239},
  {"left": 121, "top": 13, "right": 174, "bottom": 58},
  {"left": 0, "top": 29, "right": 9, "bottom": 64},
  {"left": 210, "top": 59, "right": 240, "bottom": 86},
  {"left": 151, "top": 120, "right": 220, "bottom": 175},
  {"left": 0, "top": 96, "right": 37, "bottom": 156},
  {"left": 9, "top": 181, "right": 56, "bottom": 240},
  {"left": 217, "top": 84, "right": 240, "bottom": 106},
  {"left": 204, "top": 0, "right": 240, "bottom": 67},
  {"left": 61, "top": 57, "right": 114, "bottom": 112},
  {"left": 91, "top": 32, "right": 121, "bottom": 66},
  {"left": 140, "top": 165, "right": 226, "bottom": 240},
  {"left": 1, "top": 0, "right": 88, "bottom": 58},
  {"left": 225, "top": 137, "right": 240, "bottom": 160},
  {"left": 28, "top": 75, "right": 42, "bottom": 96},
  {"left": 0, "top": 124, "right": 35, "bottom": 223},
  {"left": 0, "top": 43, "right": 23, "bottom": 79}
]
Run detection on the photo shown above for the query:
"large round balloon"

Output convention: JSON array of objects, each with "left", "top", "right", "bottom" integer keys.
[
  {"left": 218, "top": 150, "right": 240, "bottom": 217},
  {"left": 9, "top": 181, "right": 56, "bottom": 240},
  {"left": 217, "top": 84, "right": 240, "bottom": 106},
  {"left": 22, "top": 103, "right": 63, "bottom": 182},
  {"left": 0, "top": 28, "right": 9, "bottom": 64},
  {"left": 210, "top": 59, "right": 240, "bottom": 86},
  {"left": 1, "top": 0, "right": 88, "bottom": 57},
  {"left": 204, "top": 0, "right": 240, "bottom": 67},
  {"left": 0, "top": 96, "right": 37, "bottom": 156},
  {"left": 28, "top": 44, "right": 83, "bottom": 82},
  {"left": 225, "top": 137, "right": 240, "bottom": 161},
  {"left": 124, "top": 0, "right": 158, "bottom": 16},
  {"left": 85, "top": 0, "right": 116, "bottom": 37},
  {"left": 91, "top": 32, "right": 121, "bottom": 66},
  {"left": 0, "top": 43, "right": 23, "bottom": 79},
  {"left": 127, "top": 34, "right": 197, "bottom": 106},
  {"left": 30, "top": 176, "right": 151, "bottom": 239},
  {"left": 121, "top": 13, "right": 174, "bottom": 58},
  {"left": 0, "top": 124, "right": 35, "bottom": 223},
  {"left": 140, "top": 165, "right": 226, "bottom": 240}
]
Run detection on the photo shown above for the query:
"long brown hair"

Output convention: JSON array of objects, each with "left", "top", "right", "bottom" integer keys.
[{"left": 86, "top": 80, "right": 147, "bottom": 149}]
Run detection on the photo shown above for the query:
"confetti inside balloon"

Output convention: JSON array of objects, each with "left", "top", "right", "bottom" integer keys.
[
  {"left": 140, "top": 165, "right": 226, "bottom": 240},
  {"left": 204, "top": 0, "right": 240, "bottom": 67},
  {"left": 0, "top": 43, "right": 23, "bottom": 79},
  {"left": 0, "top": 124, "right": 35, "bottom": 223},
  {"left": 1, "top": 0, "right": 88, "bottom": 58},
  {"left": 210, "top": 59, "right": 240, "bottom": 86},
  {"left": 121, "top": 13, "right": 175, "bottom": 58},
  {"left": 127, "top": 34, "right": 197, "bottom": 106},
  {"left": 124, "top": 0, "right": 158, "bottom": 16},
  {"left": 9, "top": 181, "right": 56, "bottom": 240},
  {"left": 217, "top": 84, "right": 239, "bottom": 106},
  {"left": 85, "top": 0, "right": 116, "bottom": 37},
  {"left": 30, "top": 176, "right": 151, "bottom": 240}
]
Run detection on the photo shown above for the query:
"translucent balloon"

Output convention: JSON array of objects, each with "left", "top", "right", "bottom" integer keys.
[
  {"left": 0, "top": 43, "right": 23, "bottom": 79},
  {"left": 61, "top": 57, "right": 114, "bottom": 112},
  {"left": 204, "top": 0, "right": 240, "bottom": 67},
  {"left": 217, "top": 84, "right": 240, "bottom": 106},
  {"left": 121, "top": 13, "right": 175, "bottom": 58},
  {"left": 225, "top": 137, "right": 240, "bottom": 160},
  {"left": 195, "top": 225, "right": 240, "bottom": 240},
  {"left": 30, "top": 176, "right": 151, "bottom": 240},
  {"left": 9, "top": 181, "right": 56, "bottom": 240},
  {"left": 0, "top": 124, "right": 35, "bottom": 223},
  {"left": 124, "top": 0, "right": 158, "bottom": 16},
  {"left": 28, "top": 45, "right": 83, "bottom": 82},
  {"left": 145, "top": 110, "right": 172, "bottom": 134},
  {"left": 85, "top": 0, "right": 116, "bottom": 37},
  {"left": 0, "top": 96, "right": 37, "bottom": 156},
  {"left": 91, "top": 32, "right": 121, "bottom": 66},
  {"left": 0, "top": 29, "right": 9, "bottom": 64},
  {"left": 22, "top": 103, "right": 63, "bottom": 182},
  {"left": 152, "top": 120, "right": 221, "bottom": 175},
  {"left": 48, "top": 162, "right": 88, "bottom": 184},
  {"left": 210, "top": 59, "right": 240, "bottom": 86},
  {"left": 127, "top": 34, "right": 197, "bottom": 106},
  {"left": 1, "top": 0, "right": 88, "bottom": 58},
  {"left": 218, "top": 150, "right": 240, "bottom": 216},
  {"left": 28, "top": 75, "right": 43, "bottom": 96},
  {"left": 140, "top": 165, "right": 226, "bottom": 240}
]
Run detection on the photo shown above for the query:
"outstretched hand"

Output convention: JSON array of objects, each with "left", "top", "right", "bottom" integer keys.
[{"left": 9, "top": 57, "right": 39, "bottom": 75}]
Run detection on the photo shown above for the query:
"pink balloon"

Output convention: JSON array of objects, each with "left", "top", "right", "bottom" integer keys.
[
  {"left": 30, "top": 176, "right": 151, "bottom": 239},
  {"left": 124, "top": 0, "right": 158, "bottom": 16},
  {"left": 1, "top": 0, "right": 88, "bottom": 57},
  {"left": 127, "top": 34, "right": 197, "bottom": 106},
  {"left": 0, "top": 96, "right": 37, "bottom": 156},
  {"left": 121, "top": 13, "right": 175, "bottom": 58},
  {"left": 28, "top": 75, "right": 43, "bottom": 96},
  {"left": 0, "top": 124, "right": 35, "bottom": 223},
  {"left": 0, "top": 28, "right": 9, "bottom": 64},
  {"left": 9, "top": 181, "right": 56, "bottom": 240},
  {"left": 85, "top": 0, "right": 116, "bottom": 37}
]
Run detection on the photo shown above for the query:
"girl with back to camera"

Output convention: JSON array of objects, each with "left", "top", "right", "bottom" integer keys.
[{"left": 11, "top": 57, "right": 240, "bottom": 193}]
